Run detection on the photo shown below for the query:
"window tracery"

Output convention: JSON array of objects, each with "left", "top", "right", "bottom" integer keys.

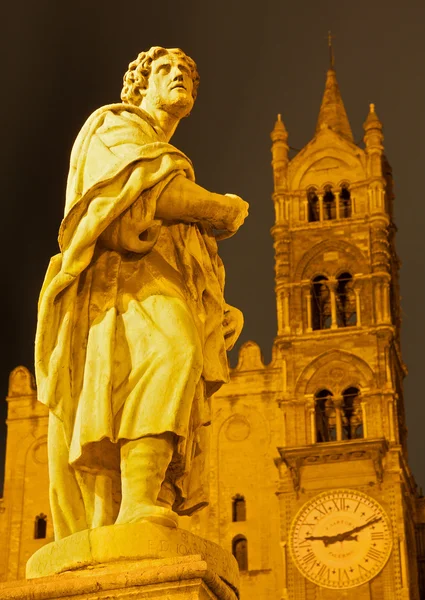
[
  {"left": 315, "top": 387, "right": 364, "bottom": 443},
  {"left": 305, "top": 183, "right": 352, "bottom": 223}
]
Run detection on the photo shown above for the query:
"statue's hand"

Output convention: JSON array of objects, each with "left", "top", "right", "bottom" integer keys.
[
  {"left": 224, "top": 194, "right": 249, "bottom": 233},
  {"left": 223, "top": 304, "right": 244, "bottom": 351}
]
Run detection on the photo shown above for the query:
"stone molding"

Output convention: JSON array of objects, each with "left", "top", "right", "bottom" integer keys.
[
  {"left": 1, "top": 555, "right": 238, "bottom": 600},
  {"left": 277, "top": 438, "right": 389, "bottom": 494}
]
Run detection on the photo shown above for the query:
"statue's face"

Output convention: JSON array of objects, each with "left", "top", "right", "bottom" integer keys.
[{"left": 143, "top": 52, "right": 194, "bottom": 119}]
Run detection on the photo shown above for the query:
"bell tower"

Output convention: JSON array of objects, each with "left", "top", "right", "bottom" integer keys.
[{"left": 271, "top": 53, "right": 421, "bottom": 599}]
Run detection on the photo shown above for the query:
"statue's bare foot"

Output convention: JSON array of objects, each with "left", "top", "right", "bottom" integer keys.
[{"left": 115, "top": 504, "right": 178, "bottom": 528}]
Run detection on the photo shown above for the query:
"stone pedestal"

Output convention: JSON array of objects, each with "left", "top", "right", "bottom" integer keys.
[
  {"left": 0, "top": 555, "right": 237, "bottom": 599},
  {"left": 0, "top": 523, "right": 239, "bottom": 599}
]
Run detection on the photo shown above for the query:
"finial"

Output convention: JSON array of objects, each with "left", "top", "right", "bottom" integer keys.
[
  {"left": 327, "top": 30, "right": 335, "bottom": 69},
  {"left": 363, "top": 101, "right": 383, "bottom": 133},
  {"left": 271, "top": 113, "right": 288, "bottom": 142}
]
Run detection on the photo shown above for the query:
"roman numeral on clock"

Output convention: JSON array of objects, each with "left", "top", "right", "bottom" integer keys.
[
  {"left": 332, "top": 497, "right": 346, "bottom": 511},
  {"left": 317, "top": 563, "right": 331, "bottom": 580},
  {"left": 366, "top": 547, "right": 385, "bottom": 561},
  {"left": 371, "top": 531, "right": 385, "bottom": 540},
  {"left": 301, "top": 551, "right": 316, "bottom": 567}
]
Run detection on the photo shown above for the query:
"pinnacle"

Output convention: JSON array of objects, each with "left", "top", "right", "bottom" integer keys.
[
  {"left": 315, "top": 68, "right": 354, "bottom": 142},
  {"left": 363, "top": 102, "right": 382, "bottom": 131},
  {"left": 271, "top": 113, "right": 288, "bottom": 142}
]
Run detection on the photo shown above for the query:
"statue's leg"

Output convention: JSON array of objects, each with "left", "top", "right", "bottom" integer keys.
[
  {"left": 48, "top": 412, "right": 88, "bottom": 540},
  {"left": 115, "top": 432, "right": 178, "bottom": 527}
]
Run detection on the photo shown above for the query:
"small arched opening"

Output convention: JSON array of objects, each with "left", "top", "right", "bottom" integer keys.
[
  {"left": 232, "top": 495, "right": 246, "bottom": 522},
  {"left": 339, "top": 184, "right": 352, "bottom": 218},
  {"left": 323, "top": 186, "right": 336, "bottom": 220},
  {"left": 315, "top": 389, "right": 336, "bottom": 443},
  {"left": 34, "top": 514, "right": 47, "bottom": 539},
  {"left": 342, "top": 387, "right": 363, "bottom": 440},
  {"left": 232, "top": 535, "right": 248, "bottom": 571},
  {"left": 307, "top": 188, "right": 320, "bottom": 222},
  {"left": 336, "top": 272, "right": 357, "bottom": 327},
  {"left": 312, "top": 276, "right": 332, "bottom": 330}
]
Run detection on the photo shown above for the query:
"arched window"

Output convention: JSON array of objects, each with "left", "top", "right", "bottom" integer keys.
[
  {"left": 336, "top": 273, "right": 357, "bottom": 327},
  {"left": 342, "top": 387, "right": 363, "bottom": 439},
  {"left": 232, "top": 535, "right": 248, "bottom": 571},
  {"left": 312, "top": 276, "right": 332, "bottom": 330},
  {"left": 339, "top": 184, "right": 352, "bottom": 218},
  {"left": 34, "top": 514, "right": 47, "bottom": 539},
  {"left": 232, "top": 495, "right": 246, "bottom": 522},
  {"left": 307, "top": 188, "right": 320, "bottom": 222},
  {"left": 323, "top": 186, "right": 336, "bottom": 220},
  {"left": 315, "top": 389, "right": 336, "bottom": 443}
]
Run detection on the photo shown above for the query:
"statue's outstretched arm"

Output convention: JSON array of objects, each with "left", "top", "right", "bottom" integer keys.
[{"left": 156, "top": 175, "right": 248, "bottom": 234}]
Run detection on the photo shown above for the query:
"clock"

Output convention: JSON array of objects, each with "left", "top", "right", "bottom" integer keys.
[{"left": 289, "top": 489, "right": 392, "bottom": 589}]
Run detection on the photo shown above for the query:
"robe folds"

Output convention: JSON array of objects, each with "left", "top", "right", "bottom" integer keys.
[{"left": 35, "top": 103, "right": 230, "bottom": 516}]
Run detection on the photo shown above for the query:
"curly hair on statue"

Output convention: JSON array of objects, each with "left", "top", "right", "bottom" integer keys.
[{"left": 121, "top": 46, "right": 200, "bottom": 106}]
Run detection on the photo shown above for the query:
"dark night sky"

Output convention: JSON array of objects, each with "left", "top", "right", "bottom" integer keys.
[{"left": 1, "top": 1, "right": 424, "bottom": 494}]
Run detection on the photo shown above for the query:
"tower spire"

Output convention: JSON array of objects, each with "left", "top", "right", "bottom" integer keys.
[
  {"left": 328, "top": 30, "right": 335, "bottom": 69},
  {"left": 315, "top": 35, "right": 353, "bottom": 142}
]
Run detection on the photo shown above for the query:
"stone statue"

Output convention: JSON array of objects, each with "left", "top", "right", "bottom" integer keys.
[{"left": 35, "top": 47, "right": 248, "bottom": 540}]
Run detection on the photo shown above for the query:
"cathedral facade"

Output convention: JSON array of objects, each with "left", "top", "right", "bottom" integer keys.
[{"left": 1, "top": 65, "right": 424, "bottom": 600}]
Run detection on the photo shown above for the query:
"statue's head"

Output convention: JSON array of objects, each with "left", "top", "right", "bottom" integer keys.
[{"left": 121, "top": 47, "right": 200, "bottom": 119}]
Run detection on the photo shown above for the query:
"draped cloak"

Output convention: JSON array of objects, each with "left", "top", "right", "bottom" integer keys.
[{"left": 35, "top": 104, "right": 230, "bottom": 515}]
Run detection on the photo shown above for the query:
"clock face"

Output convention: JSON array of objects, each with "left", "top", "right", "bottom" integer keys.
[{"left": 289, "top": 489, "right": 392, "bottom": 589}]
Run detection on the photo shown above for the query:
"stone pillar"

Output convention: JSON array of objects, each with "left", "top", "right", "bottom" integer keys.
[
  {"left": 382, "top": 281, "right": 391, "bottom": 323},
  {"left": 360, "top": 401, "right": 368, "bottom": 438},
  {"left": 306, "top": 291, "right": 313, "bottom": 332},
  {"left": 354, "top": 285, "right": 361, "bottom": 326},
  {"left": 309, "top": 406, "right": 316, "bottom": 444},
  {"left": 329, "top": 279, "right": 338, "bottom": 330},
  {"left": 283, "top": 290, "right": 290, "bottom": 334},
  {"left": 280, "top": 541, "right": 290, "bottom": 600},
  {"left": 334, "top": 397, "right": 343, "bottom": 441},
  {"left": 318, "top": 193, "right": 324, "bottom": 222}
]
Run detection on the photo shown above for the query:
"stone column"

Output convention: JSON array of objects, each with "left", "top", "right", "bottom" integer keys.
[
  {"left": 388, "top": 397, "right": 396, "bottom": 442},
  {"left": 309, "top": 406, "right": 316, "bottom": 444},
  {"left": 334, "top": 397, "right": 343, "bottom": 441},
  {"left": 382, "top": 281, "right": 391, "bottom": 323},
  {"left": 280, "top": 541, "right": 290, "bottom": 600},
  {"left": 360, "top": 401, "right": 368, "bottom": 438},
  {"left": 354, "top": 283, "right": 362, "bottom": 326},
  {"left": 329, "top": 279, "right": 338, "bottom": 330},
  {"left": 318, "top": 193, "right": 324, "bottom": 222},
  {"left": 283, "top": 290, "right": 290, "bottom": 334},
  {"left": 303, "top": 283, "right": 313, "bottom": 332}
]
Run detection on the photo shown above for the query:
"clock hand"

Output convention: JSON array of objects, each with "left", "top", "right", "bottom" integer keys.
[
  {"left": 304, "top": 517, "right": 382, "bottom": 547},
  {"left": 338, "top": 517, "right": 382, "bottom": 540}
]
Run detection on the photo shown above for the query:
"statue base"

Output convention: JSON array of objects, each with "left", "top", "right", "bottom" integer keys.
[
  {"left": 0, "top": 554, "right": 238, "bottom": 599},
  {"left": 2, "top": 523, "right": 239, "bottom": 600}
]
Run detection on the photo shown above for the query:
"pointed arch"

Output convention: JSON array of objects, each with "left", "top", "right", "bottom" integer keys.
[
  {"left": 295, "top": 349, "right": 375, "bottom": 397},
  {"left": 295, "top": 239, "right": 367, "bottom": 282}
]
